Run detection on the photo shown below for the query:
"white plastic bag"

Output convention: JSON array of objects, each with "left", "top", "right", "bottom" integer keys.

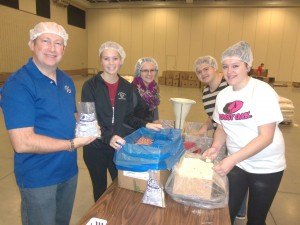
[
  {"left": 142, "top": 170, "right": 166, "bottom": 208},
  {"left": 75, "top": 102, "right": 101, "bottom": 138}
]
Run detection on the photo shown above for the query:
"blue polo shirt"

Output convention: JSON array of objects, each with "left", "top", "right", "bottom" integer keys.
[{"left": 1, "top": 58, "right": 78, "bottom": 188}]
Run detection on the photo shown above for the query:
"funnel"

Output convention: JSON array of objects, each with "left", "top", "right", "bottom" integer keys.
[{"left": 170, "top": 98, "right": 196, "bottom": 129}]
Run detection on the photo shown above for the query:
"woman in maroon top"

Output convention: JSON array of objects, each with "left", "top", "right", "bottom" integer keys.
[{"left": 81, "top": 41, "right": 162, "bottom": 201}]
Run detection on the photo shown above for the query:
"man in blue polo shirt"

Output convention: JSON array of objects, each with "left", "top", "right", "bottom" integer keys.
[{"left": 1, "top": 22, "right": 96, "bottom": 225}]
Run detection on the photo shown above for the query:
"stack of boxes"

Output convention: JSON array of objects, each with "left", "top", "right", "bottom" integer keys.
[
  {"left": 292, "top": 82, "right": 300, "bottom": 88},
  {"left": 165, "top": 71, "right": 180, "bottom": 87},
  {"left": 158, "top": 70, "right": 201, "bottom": 88}
]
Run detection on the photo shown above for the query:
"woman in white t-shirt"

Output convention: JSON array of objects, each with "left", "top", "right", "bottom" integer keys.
[{"left": 203, "top": 41, "right": 286, "bottom": 225}]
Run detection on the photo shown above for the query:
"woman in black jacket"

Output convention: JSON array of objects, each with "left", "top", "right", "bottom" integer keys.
[{"left": 81, "top": 42, "right": 162, "bottom": 201}]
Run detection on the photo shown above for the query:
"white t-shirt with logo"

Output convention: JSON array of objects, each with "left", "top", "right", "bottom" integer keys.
[{"left": 213, "top": 77, "right": 286, "bottom": 174}]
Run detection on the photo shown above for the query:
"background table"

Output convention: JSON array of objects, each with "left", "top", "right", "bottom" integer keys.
[{"left": 78, "top": 180, "right": 231, "bottom": 225}]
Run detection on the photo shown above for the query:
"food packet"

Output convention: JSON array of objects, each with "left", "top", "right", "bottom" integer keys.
[
  {"left": 165, "top": 152, "right": 228, "bottom": 209},
  {"left": 142, "top": 170, "right": 166, "bottom": 208},
  {"left": 75, "top": 102, "right": 101, "bottom": 138}
]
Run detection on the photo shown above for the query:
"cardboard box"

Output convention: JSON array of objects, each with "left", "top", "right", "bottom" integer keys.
[
  {"left": 166, "top": 78, "right": 173, "bottom": 86},
  {"left": 193, "top": 81, "right": 200, "bottom": 88},
  {"left": 172, "top": 79, "right": 179, "bottom": 87},
  {"left": 158, "top": 76, "right": 165, "bottom": 85},
  {"left": 162, "top": 71, "right": 168, "bottom": 78},
  {"left": 189, "top": 80, "right": 201, "bottom": 88},
  {"left": 262, "top": 69, "right": 268, "bottom": 77},
  {"left": 118, "top": 170, "right": 170, "bottom": 193},
  {"left": 180, "top": 80, "right": 188, "bottom": 87},
  {"left": 188, "top": 72, "right": 197, "bottom": 81},
  {"left": 180, "top": 72, "right": 189, "bottom": 80},
  {"left": 292, "top": 82, "right": 300, "bottom": 88},
  {"left": 188, "top": 80, "right": 195, "bottom": 88},
  {"left": 165, "top": 71, "right": 173, "bottom": 79},
  {"left": 165, "top": 71, "right": 180, "bottom": 80},
  {"left": 172, "top": 72, "right": 180, "bottom": 80}
]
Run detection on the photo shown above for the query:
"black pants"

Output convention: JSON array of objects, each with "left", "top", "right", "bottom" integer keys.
[
  {"left": 228, "top": 166, "right": 283, "bottom": 225},
  {"left": 83, "top": 145, "right": 117, "bottom": 202}
]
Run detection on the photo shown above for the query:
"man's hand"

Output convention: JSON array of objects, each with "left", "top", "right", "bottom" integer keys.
[
  {"left": 73, "top": 136, "right": 96, "bottom": 149},
  {"left": 8, "top": 127, "right": 97, "bottom": 154}
]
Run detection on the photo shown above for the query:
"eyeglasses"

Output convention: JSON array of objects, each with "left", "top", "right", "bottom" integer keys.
[
  {"left": 140, "top": 69, "right": 157, "bottom": 74},
  {"left": 39, "top": 38, "right": 64, "bottom": 48}
]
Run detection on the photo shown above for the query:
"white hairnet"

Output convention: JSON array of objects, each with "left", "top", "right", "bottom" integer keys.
[
  {"left": 98, "top": 41, "right": 126, "bottom": 63},
  {"left": 221, "top": 41, "right": 253, "bottom": 67},
  {"left": 194, "top": 55, "right": 218, "bottom": 71},
  {"left": 29, "top": 22, "right": 69, "bottom": 46},
  {"left": 134, "top": 57, "right": 158, "bottom": 77}
]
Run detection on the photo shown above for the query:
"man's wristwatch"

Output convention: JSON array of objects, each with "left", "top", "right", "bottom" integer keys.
[{"left": 69, "top": 139, "right": 75, "bottom": 151}]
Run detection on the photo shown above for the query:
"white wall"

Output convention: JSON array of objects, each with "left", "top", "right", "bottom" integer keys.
[
  {"left": 87, "top": 7, "right": 300, "bottom": 82},
  {"left": 1, "top": 3, "right": 300, "bottom": 82},
  {"left": 0, "top": 2, "right": 87, "bottom": 72}
]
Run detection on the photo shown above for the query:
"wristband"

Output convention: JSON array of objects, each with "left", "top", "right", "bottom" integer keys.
[{"left": 69, "top": 139, "right": 75, "bottom": 151}]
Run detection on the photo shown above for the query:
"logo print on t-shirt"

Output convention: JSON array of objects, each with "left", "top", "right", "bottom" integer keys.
[
  {"left": 219, "top": 100, "right": 252, "bottom": 121},
  {"left": 223, "top": 100, "right": 243, "bottom": 113}
]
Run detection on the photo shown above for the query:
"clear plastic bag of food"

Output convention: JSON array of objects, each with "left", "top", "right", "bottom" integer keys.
[
  {"left": 142, "top": 170, "right": 166, "bottom": 208},
  {"left": 160, "top": 120, "right": 175, "bottom": 129},
  {"left": 183, "top": 121, "right": 214, "bottom": 138},
  {"left": 183, "top": 135, "right": 212, "bottom": 154},
  {"left": 75, "top": 102, "right": 101, "bottom": 138},
  {"left": 182, "top": 121, "right": 203, "bottom": 136},
  {"left": 165, "top": 152, "right": 228, "bottom": 209},
  {"left": 183, "top": 126, "right": 227, "bottom": 159}
]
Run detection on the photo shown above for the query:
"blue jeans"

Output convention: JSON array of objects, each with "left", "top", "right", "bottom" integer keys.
[{"left": 19, "top": 174, "right": 78, "bottom": 225}]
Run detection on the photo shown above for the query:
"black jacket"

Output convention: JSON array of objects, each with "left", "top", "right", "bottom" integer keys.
[
  {"left": 81, "top": 73, "right": 147, "bottom": 148},
  {"left": 132, "top": 87, "right": 159, "bottom": 123}
]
